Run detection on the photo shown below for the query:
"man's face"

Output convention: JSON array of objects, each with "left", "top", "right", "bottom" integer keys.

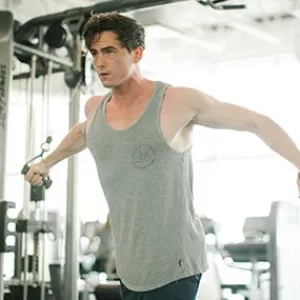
[{"left": 89, "top": 31, "right": 142, "bottom": 88}]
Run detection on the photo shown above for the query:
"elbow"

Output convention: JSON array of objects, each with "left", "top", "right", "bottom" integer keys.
[{"left": 251, "top": 114, "right": 271, "bottom": 135}]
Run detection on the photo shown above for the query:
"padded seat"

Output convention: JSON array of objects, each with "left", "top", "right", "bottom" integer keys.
[
  {"left": 95, "top": 281, "right": 121, "bottom": 300},
  {"left": 224, "top": 241, "right": 268, "bottom": 263}
]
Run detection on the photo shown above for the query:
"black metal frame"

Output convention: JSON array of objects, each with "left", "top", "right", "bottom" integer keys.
[{"left": 197, "top": 0, "right": 245, "bottom": 10}]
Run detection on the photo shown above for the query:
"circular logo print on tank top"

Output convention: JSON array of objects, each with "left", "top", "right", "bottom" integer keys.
[{"left": 132, "top": 144, "right": 156, "bottom": 169}]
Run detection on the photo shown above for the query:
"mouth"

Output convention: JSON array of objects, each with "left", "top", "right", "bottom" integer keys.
[{"left": 99, "top": 72, "right": 110, "bottom": 78}]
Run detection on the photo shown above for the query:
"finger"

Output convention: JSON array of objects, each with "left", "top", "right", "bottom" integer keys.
[
  {"left": 30, "top": 179, "right": 43, "bottom": 187},
  {"left": 30, "top": 174, "right": 43, "bottom": 186},
  {"left": 25, "top": 167, "right": 35, "bottom": 181},
  {"left": 31, "top": 175, "right": 43, "bottom": 185}
]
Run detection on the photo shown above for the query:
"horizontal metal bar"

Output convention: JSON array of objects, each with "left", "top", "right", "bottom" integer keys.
[
  {"left": 14, "top": 42, "right": 73, "bottom": 68},
  {"left": 15, "top": 0, "right": 188, "bottom": 41},
  {"left": 13, "top": 67, "right": 64, "bottom": 80},
  {"left": 222, "top": 5, "right": 246, "bottom": 10},
  {"left": 197, "top": 0, "right": 245, "bottom": 10}
]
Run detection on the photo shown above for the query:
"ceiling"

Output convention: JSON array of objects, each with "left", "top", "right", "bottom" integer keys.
[
  {"left": 3, "top": 0, "right": 300, "bottom": 71},
  {"left": 5, "top": 0, "right": 299, "bottom": 23}
]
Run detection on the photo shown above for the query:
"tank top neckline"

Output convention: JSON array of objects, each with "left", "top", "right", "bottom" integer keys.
[{"left": 101, "top": 80, "right": 161, "bottom": 133}]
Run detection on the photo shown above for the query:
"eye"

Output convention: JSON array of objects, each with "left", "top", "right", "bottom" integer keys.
[{"left": 105, "top": 48, "right": 115, "bottom": 55}]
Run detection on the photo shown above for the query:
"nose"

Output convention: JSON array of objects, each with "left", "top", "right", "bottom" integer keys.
[{"left": 94, "top": 54, "right": 106, "bottom": 70}]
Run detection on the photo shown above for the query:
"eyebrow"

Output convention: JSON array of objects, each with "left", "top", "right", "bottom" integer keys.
[{"left": 90, "top": 46, "right": 117, "bottom": 53}]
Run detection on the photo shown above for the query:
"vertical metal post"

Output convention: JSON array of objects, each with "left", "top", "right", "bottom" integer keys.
[
  {"left": 0, "top": 9, "right": 13, "bottom": 207},
  {"left": 0, "top": 253, "right": 4, "bottom": 300},
  {"left": 0, "top": 10, "right": 13, "bottom": 300},
  {"left": 63, "top": 35, "right": 81, "bottom": 300},
  {"left": 13, "top": 78, "right": 30, "bottom": 281},
  {"left": 40, "top": 60, "right": 52, "bottom": 300},
  {"left": 22, "top": 54, "right": 38, "bottom": 300}
]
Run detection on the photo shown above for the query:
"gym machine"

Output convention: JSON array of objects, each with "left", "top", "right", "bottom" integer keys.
[
  {"left": 0, "top": 9, "right": 14, "bottom": 300},
  {"left": 220, "top": 200, "right": 300, "bottom": 300},
  {"left": 0, "top": 137, "right": 63, "bottom": 300}
]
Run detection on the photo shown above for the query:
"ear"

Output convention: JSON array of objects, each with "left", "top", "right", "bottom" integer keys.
[{"left": 132, "top": 46, "right": 143, "bottom": 64}]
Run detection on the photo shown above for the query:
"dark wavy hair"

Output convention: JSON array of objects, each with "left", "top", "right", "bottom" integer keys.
[{"left": 82, "top": 12, "right": 145, "bottom": 53}]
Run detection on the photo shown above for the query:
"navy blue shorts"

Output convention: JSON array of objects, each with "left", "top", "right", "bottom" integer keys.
[{"left": 120, "top": 274, "right": 202, "bottom": 300}]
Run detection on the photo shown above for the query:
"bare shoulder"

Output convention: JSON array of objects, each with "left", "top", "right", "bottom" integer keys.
[
  {"left": 164, "top": 86, "right": 201, "bottom": 101},
  {"left": 83, "top": 96, "right": 105, "bottom": 135},
  {"left": 84, "top": 95, "right": 104, "bottom": 118},
  {"left": 164, "top": 86, "right": 205, "bottom": 109},
  {"left": 165, "top": 85, "right": 213, "bottom": 111}
]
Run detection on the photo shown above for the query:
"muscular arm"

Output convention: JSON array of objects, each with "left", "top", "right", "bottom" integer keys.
[
  {"left": 179, "top": 87, "right": 300, "bottom": 170},
  {"left": 43, "top": 96, "right": 101, "bottom": 169},
  {"left": 43, "top": 122, "right": 86, "bottom": 168}
]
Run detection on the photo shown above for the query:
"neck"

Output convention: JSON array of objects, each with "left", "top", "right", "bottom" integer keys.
[{"left": 111, "top": 67, "right": 152, "bottom": 106}]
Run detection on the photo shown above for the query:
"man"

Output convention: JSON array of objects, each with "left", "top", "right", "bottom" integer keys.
[{"left": 24, "top": 13, "right": 300, "bottom": 300}]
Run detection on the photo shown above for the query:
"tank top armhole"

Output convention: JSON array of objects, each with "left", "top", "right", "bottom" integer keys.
[{"left": 87, "top": 91, "right": 112, "bottom": 134}]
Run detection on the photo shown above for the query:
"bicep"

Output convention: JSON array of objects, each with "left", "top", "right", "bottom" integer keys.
[{"left": 194, "top": 101, "right": 260, "bottom": 131}]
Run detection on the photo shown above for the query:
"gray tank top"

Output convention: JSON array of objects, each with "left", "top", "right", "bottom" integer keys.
[{"left": 86, "top": 81, "right": 208, "bottom": 291}]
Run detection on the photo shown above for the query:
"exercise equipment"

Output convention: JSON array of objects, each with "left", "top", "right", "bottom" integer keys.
[
  {"left": 44, "top": 22, "right": 71, "bottom": 49},
  {"left": 221, "top": 200, "right": 300, "bottom": 300},
  {"left": 0, "top": 10, "right": 14, "bottom": 300},
  {"left": 0, "top": 9, "right": 13, "bottom": 204},
  {"left": 0, "top": 11, "right": 64, "bottom": 298},
  {"left": 196, "top": 0, "right": 245, "bottom": 10},
  {"left": 0, "top": 137, "right": 64, "bottom": 300},
  {"left": 95, "top": 282, "right": 121, "bottom": 300},
  {"left": 222, "top": 217, "right": 269, "bottom": 299},
  {"left": 0, "top": 9, "right": 13, "bottom": 184},
  {"left": 21, "top": 136, "right": 53, "bottom": 189}
]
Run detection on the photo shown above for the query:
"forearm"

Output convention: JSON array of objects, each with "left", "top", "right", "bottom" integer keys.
[
  {"left": 255, "top": 116, "right": 300, "bottom": 170},
  {"left": 43, "top": 123, "right": 86, "bottom": 168}
]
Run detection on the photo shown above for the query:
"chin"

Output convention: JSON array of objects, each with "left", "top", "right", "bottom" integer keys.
[
  {"left": 101, "top": 79, "right": 123, "bottom": 89},
  {"left": 101, "top": 80, "right": 114, "bottom": 88},
  {"left": 102, "top": 83, "right": 113, "bottom": 88},
  {"left": 102, "top": 83, "right": 117, "bottom": 89}
]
